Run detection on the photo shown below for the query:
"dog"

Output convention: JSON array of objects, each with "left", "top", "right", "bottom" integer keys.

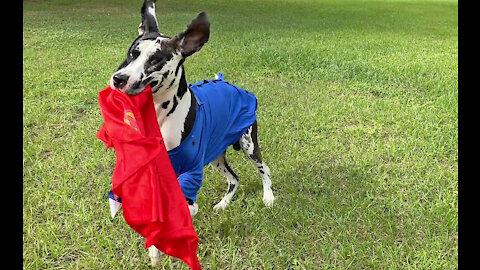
[{"left": 109, "top": 0, "right": 274, "bottom": 266}]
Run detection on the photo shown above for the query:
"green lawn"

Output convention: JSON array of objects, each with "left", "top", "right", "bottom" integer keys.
[{"left": 23, "top": 0, "right": 458, "bottom": 269}]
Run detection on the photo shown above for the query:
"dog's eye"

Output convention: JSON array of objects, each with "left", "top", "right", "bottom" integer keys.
[
  {"left": 129, "top": 50, "right": 140, "bottom": 59},
  {"left": 149, "top": 59, "right": 158, "bottom": 65}
]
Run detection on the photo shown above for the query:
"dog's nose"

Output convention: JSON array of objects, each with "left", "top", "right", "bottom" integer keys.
[{"left": 112, "top": 74, "right": 129, "bottom": 89}]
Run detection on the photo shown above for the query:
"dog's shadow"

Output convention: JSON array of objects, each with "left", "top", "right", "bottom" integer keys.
[{"left": 198, "top": 154, "right": 378, "bottom": 238}]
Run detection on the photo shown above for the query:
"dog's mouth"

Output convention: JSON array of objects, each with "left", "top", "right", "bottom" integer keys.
[
  {"left": 111, "top": 85, "right": 145, "bottom": 96},
  {"left": 123, "top": 81, "right": 146, "bottom": 96},
  {"left": 110, "top": 76, "right": 146, "bottom": 96},
  {"left": 124, "top": 87, "right": 145, "bottom": 96}
]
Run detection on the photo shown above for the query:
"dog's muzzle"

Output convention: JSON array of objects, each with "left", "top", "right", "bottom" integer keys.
[{"left": 112, "top": 74, "right": 129, "bottom": 89}]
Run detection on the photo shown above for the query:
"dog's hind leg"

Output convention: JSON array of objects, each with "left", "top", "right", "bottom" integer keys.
[
  {"left": 239, "top": 121, "right": 274, "bottom": 207},
  {"left": 212, "top": 151, "right": 240, "bottom": 211}
]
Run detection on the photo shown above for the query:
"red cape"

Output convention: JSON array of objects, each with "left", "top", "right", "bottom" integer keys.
[{"left": 96, "top": 85, "right": 201, "bottom": 270}]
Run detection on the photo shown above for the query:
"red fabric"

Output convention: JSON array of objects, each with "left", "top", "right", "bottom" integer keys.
[{"left": 96, "top": 85, "right": 201, "bottom": 270}]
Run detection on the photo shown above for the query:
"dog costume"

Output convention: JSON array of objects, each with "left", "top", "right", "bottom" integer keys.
[{"left": 171, "top": 73, "right": 258, "bottom": 202}]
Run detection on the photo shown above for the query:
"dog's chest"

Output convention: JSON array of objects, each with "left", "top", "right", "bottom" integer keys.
[{"left": 154, "top": 93, "right": 192, "bottom": 151}]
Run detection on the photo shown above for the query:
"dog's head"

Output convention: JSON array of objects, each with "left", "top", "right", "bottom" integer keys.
[{"left": 110, "top": 0, "right": 210, "bottom": 95}]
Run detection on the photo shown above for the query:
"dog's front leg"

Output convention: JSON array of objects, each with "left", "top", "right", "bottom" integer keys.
[{"left": 148, "top": 245, "right": 164, "bottom": 266}]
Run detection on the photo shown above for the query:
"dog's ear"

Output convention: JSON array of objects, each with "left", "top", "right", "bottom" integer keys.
[
  {"left": 139, "top": 0, "right": 159, "bottom": 35},
  {"left": 168, "top": 12, "right": 210, "bottom": 57}
]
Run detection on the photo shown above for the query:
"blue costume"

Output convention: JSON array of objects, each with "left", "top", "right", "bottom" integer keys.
[{"left": 168, "top": 73, "right": 258, "bottom": 202}]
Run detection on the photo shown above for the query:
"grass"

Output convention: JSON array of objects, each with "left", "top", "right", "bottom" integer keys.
[{"left": 23, "top": 0, "right": 457, "bottom": 269}]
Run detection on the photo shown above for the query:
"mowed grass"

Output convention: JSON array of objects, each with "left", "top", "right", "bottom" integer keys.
[{"left": 23, "top": 0, "right": 457, "bottom": 269}]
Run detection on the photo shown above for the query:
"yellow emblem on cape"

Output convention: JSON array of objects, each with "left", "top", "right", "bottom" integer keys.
[{"left": 124, "top": 110, "right": 139, "bottom": 131}]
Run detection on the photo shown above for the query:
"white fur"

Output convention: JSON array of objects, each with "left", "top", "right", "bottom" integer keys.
[
  {"left": 148, "top": 245, "right": 164, "bottom": 266},
  {"left": 189, "top": 202, "right": 199, "bottom": 216},
  {"left": 150, "top": 53, "right": 191, "bottom": 151}
]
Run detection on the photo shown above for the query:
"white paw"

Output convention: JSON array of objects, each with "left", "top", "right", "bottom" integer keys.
[
  {"left": 263, "top": 190, "right": 275, "bottom": 207},
  {"left": 148, "top": 245, "right": 164, "bottom": 267},
  {"left": 213, "top": 199, "right": 229, "bottom": 211},
  {"left": 189, "top": 202, "right": 199, "bottom": 217}
]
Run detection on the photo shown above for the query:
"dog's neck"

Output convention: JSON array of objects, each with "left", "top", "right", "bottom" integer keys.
[{"left": 151, "top": 65, "right": 196, "bottom": 151}]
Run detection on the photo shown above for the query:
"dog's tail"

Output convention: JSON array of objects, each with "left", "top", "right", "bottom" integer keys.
[{"left": 214, "top": 73, "right": 225, "bottom": 80}]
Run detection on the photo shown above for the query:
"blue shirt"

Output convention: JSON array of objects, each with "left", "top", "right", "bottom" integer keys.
[{"left": 167, "top": 73, "right": 258, "bottom": 201}]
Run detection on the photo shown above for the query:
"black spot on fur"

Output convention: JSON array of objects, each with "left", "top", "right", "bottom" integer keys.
[
  {"left": 250, "top": 121, "right": 263, "bottom": 163},
  {"left": 150, "top": 80, "right": 159, "bottom": 88},
  {"left": 142, "top": 76, "right": 154, "bottom": 85},
  {"left": 161, "top": 100, "right": 170, "bottom": 109},
  {"left": 181, "top": 89, "right": 196, "bottom": 142},
  {"left": 175, "top": 58, "right": 185, "bottom": 76},
  {"left": 145, "top": 49, "right": 174, "bottom": 75},
  {"left": 150, "top": 80, "right": 160, "bottom": 93},
  {"left": 166, "top": 96, "right": 178, "bottom": 117},
  {"left": 177, "top": 70, "right": 187, "bottom": 99},
  {"left": 232, "top": 141, "right": 241, "bottom": 151},
  {"left": 168, "top": 76, "right": 176, "bottom": 89},
  {"left": 227, "top": 184, "right": 236, "bottom": 193},
  {"left": 259, "top": 170, "right": 265, "bottom": 174},
  {"left": 224, "top": 162, "right": 239, "bottom": 180},
  {"left": 186, "top": 197, "right": 194, "bottom": 205}
]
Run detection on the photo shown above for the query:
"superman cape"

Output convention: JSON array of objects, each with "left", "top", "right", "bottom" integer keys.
[{"left": 96, "top": 85, "right": 201, "bottom": 270}]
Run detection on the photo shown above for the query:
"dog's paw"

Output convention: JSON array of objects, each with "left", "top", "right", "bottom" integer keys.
[
  {"left": 148, "top": 245, "right": 164, "bottom": 267},
  {"left": 263, "top": 190, "right": 275, "bottom": 207},
  {"left": 189, "top": 202, "right": 199, "bottom": 217},
  {"left": 213, "top": 199, "right": 229, "bottom": 211}
]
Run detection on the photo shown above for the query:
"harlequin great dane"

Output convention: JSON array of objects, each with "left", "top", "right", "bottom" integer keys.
[{"left": 109, "top": 0, "right": 274, "bottom": 266}]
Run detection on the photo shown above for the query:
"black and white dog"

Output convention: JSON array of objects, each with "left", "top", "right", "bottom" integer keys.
[{"left": 109, "top": 0, "right": 274, "bottom": 265}]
